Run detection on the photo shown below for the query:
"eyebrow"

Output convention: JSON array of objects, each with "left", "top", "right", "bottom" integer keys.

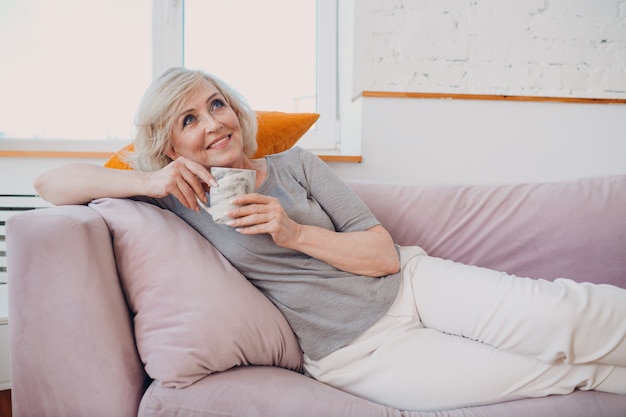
[{"left": 177, "top": 92, "right": 221, "bottom": 119}]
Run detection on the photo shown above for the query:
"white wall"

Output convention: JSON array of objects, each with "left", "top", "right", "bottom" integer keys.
[
  {"left": 0, "top": 138, "right": 119, "bottom": 193},
  {"left": 329, "top": 96, "right": 626, "bottom": 184},
  {"left": 353, "top": 0, "right": 626, "bottom": 99},
  {"left": 0, "top": 157, "right": 107, "bottom": 194},
  {"left": 331, "top": 0, "right": 626, "bottom": 184}
]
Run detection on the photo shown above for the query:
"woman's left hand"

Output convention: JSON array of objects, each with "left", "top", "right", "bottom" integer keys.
[
  {"left": 226, "top": 193, "right": 301, "bottom": 247},
  {"left": 226, "top": 193, "right": 400, "bottom": 277}
]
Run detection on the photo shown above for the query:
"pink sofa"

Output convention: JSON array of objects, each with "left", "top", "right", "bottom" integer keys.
[{"left": 7, "top": 175, "right": 626, "bottom": 417}]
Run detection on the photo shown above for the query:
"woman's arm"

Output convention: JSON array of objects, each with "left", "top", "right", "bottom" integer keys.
[
  {"left": 227, "top": 148, "right": 400, "bottom": 277},
  {"left": 34, "top": 163, "right": 149, "bottom": 205},
  {"left": 285, "top": 223, "right": 400, "bottom": 278},
  {"left": 228, "top": 193, "right": 400, "bottom": 278},
  {"left": 34, "top": 159, "right": 215, "bottom": 209}
]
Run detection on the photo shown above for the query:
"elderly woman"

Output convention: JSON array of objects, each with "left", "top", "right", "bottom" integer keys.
[{"left": 35, "top": 67, "right": 626, "bottom": 411}]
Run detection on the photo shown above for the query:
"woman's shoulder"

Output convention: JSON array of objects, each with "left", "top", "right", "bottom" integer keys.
[
  {"left": 262, "top": 147, "right": 322, "bottom": 187},
  {"left": 267, "top": 146, "right": 319, "bottom": 166},
  {"left": 267, "top": 145, "right": 305, "bottom": 158}
]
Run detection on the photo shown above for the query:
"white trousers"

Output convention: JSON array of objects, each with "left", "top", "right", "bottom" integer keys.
[{"left": 304, "top": 247, "right": 626, "bottom": 411}]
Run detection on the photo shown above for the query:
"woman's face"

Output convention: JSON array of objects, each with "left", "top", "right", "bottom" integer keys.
[{"left": 168, "top": 79, "right": 245, "bottom": 168}]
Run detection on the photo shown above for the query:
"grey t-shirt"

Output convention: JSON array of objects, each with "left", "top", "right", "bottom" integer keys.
[{"left": 139, "top": 147, "right": 401, "bottom": 360}]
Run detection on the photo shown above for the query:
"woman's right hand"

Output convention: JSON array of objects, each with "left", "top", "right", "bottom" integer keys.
[
  {"left": 34, "top": 159, "right": 216, "bottom": 208},
  {"left": 144, "top": 157, "right": 217, "bottom": 211}
]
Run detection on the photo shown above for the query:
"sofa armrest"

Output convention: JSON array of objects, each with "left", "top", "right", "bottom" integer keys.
[{"left": 7, "top": 206, "right": 147, "bottom": 417}]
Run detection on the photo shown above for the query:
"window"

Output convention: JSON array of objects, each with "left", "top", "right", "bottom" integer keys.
[
  {"left": 184, "top": 1, "right": 317, "bottom": 114},
  {"left": 0, "top": 0, "right": 152, "bottom": 142},
  {"left": 0, "top": 0, "right": 337, "bottom": 151},
  {"left": 156, "top": 0, "right": 337, "bottom": 150}
]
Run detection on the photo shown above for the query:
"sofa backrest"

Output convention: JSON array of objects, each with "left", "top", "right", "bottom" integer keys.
[{"left": 347, "top": 175, "right": 626, "bottom": 288}]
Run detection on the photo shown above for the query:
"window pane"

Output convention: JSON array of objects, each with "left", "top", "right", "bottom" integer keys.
[
  {"left": 0, "top": 0, "right": 152, "bottom": 140},
  {"left": 184, "top": 0, "right": 316, "bottom": 113}
]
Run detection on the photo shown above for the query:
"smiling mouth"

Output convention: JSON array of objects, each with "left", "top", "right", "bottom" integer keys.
[{"left": 208, "top": 135, "right": 230, "bottom": 150}]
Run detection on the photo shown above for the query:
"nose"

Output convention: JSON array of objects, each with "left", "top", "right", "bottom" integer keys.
[{"left": 202, "top": 113, "right": 222, "bottom": 134}]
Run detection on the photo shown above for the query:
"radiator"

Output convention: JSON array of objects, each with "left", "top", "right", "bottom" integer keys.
[
  {"left": 0, "top": 194, "right": 52, "bottom": 285},
  {"left": 0, "top": 195, "right": 49, "bottom": 389}
]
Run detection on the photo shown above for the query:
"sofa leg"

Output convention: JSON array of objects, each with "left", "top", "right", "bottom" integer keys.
[{"left": 0, "top": 389, "right": 11, "bottom": 417}]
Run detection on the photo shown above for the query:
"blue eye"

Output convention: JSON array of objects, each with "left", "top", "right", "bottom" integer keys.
[
  {"left": 182, "top": 114, "right": 196, "bottom": 127},
  {"left": 211, "top": 99, "right": 226, "bottom": 111}
]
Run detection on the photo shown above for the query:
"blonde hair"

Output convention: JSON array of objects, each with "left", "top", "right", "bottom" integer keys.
[{"left": 127, "top": 67, "right": 258, "bottom": 171}]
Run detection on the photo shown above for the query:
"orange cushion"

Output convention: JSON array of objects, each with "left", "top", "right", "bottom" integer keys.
[{"left": 104, "top": 111, "right": 319, "bottom": 169}]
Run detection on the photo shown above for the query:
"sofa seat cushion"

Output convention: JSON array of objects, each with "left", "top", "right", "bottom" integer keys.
[
  {"left": 139, "top": 366, "right": 399, "bottom": 417},
  {"left": 90, "top": 198, "right": 303, "bottom": 388},
  {"left": 138, "top": 366, "right": 626, "bottom": 417}
]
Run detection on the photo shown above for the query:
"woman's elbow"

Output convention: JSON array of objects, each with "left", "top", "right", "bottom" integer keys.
[
  {"left": 367, "top": 226, "right": 400, "bottom": 277},
  {"left": 368, "top": 245, "right": 400, "bottom": 278},
  {"left": 33, "top": 171, "right": 80, "bottom": 206},
  {"left": 380, "top": 252, "right": 401, "bottom": 277},
  {"left": 33, "top": 173, "right": 53, "bottom": 202}
]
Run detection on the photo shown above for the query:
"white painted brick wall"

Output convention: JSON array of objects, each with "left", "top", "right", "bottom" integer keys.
[{"left": 354, "top": 0, "right": 626, "bottom": 98}]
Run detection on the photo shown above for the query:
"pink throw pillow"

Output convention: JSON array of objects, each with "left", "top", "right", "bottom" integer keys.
[{"left": 90, "top": 198, "right": 303, "bottom": 388}]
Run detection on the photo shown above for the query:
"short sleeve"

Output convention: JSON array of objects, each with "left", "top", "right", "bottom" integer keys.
[{"left": 295, "top": 147, "right": 380, "bottom": 233}]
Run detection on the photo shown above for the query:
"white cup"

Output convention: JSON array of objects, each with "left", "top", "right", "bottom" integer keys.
[{"left": 203, "top": 167, "right": 256, "bottom": 224}]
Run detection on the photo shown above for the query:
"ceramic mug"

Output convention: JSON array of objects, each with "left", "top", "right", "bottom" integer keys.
[{"left": 197, "top": 167, "right": 256, "bottom": 224}]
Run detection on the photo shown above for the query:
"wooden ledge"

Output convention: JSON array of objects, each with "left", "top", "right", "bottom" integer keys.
[
  {"left": 361, "top": 91, "right": 626, "bottom": 104},
  {"left": 0, "top": 150, "right": 113, "bottom": 159},
  {"left": 318, "top": 155, "right": 362, "bottom": 163}
]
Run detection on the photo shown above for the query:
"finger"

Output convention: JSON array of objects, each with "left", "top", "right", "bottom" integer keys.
[
  {"left": 230, "top": 215, "right": 272, "bottom": 234},
  {"left": 228, "top": 202, "right": 267, "bottom": 220},
  {"left": 182, "top": 159, "right": 218, "bottom": 188},
  {"left": 170, "top": 187, "right": 196, "bottom": 211},
  {"left": 230, "top": 193, "right": 269, "bottom": 205},
  {"left": 172, "top": 160, "right": 211, "bottom": 204},
  {"left": 233, "top": 224, "right": 264, "bottom": 235},
  {"left": 175, "top": 176, "right": 202, "bottom": 211},
  {"left": 181, "top": 170, "right": 209, "bottom": 204}
]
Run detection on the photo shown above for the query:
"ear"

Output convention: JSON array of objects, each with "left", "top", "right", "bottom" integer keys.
[{"left": 165, "top": 145, "right": 179, "bottom": 160}]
